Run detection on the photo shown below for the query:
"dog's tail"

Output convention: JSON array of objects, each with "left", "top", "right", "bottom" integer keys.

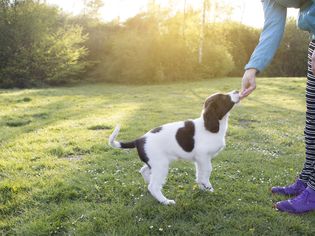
[{"left": 108, "top": 125, "right": 136, "bottom": 149}]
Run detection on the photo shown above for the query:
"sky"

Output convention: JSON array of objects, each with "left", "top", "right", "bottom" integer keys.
[{"left": 46, "top": 0, "right": 299, "bottom": 28}]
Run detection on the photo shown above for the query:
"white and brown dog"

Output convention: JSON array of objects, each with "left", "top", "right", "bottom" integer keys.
[{"left": 109, "top": 91, "right": 240, "bottom": 205}]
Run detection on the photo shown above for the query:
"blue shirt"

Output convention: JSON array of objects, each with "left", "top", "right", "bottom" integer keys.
[{"left": 245, "top": 0, "right": 288, "bottom": 72}]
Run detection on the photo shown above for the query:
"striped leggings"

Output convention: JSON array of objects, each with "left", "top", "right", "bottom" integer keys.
[{"left": 300, "top": 40, "right": 315, "bottom": 190}]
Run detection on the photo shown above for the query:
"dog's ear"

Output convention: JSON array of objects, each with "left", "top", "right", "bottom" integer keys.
[{"left": 203, "top": 101, "right": 219, "bottom": 133}]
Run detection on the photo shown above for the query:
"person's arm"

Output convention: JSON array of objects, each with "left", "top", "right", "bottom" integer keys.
[{"left": 241, "top": 0, "right": 287, "bottom": 98}]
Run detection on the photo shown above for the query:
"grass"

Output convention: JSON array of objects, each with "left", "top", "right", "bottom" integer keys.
[{"left": 0, "top": 77, "right": 314, "bottom": 235}]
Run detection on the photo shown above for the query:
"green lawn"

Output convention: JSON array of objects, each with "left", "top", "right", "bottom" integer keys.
[{"left": 0, "top": 77, "right": 314, "bottom": 235}]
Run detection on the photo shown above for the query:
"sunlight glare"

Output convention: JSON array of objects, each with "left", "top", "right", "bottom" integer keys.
[{"left": 47, "top": 0, "right": 298, "bottom": 28}]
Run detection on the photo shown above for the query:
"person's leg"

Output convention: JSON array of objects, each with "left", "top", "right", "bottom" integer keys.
[
  {"left": 299, "top": 40, "right": 315, "bottom": 184},
  {"left": 272, "top": 40, "right": 315, "bottom": 196},
  {"left": 274, "top": 41, "right": 315, "bottom": 214}
]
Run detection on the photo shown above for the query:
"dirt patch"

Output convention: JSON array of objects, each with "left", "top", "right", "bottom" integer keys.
[
  {"left": 64, "top": 155, "right": 84, "bottom": 161},
  {"left": 88, "top": 124, "right": 112, "bottom": 130},
  {"left": 238, "top": 118, "right": 260, "bottom": 127}
]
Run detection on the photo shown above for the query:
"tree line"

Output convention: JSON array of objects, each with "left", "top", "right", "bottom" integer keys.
[{"left": 0, "top": 0, "right": 310, "bottom": 88}]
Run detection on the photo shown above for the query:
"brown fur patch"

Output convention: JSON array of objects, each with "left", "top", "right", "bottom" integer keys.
[
  {"left": 150, "top": 126, "right": 162, "bottom": 133},
  {"left": 135, "top": 137, "right": 151, "bottom": 168},
  {"left": 175, "top": 120, "right": 195, "bottom": 152},
  {"left": 203, "top": 94, "right": 234, "bottom": 133}
]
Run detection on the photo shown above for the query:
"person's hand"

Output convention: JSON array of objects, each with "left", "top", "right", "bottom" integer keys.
[
  {"left": 240, "top": 68, "right": 257, "bottom": 99},
  {"left": 312, "top": 49, "right": 315, "bottom": 75}
]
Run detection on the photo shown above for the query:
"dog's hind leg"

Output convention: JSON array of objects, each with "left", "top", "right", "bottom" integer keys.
[
  {"left": 148, "top": 162, "right": 175, "bottom": 205},
  {"left": 139, "top": 165, "right": 151, "bottom": 184}
]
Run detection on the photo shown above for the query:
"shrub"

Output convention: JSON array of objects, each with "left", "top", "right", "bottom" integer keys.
[
  {"left": 0, "top": 0, "right": 88, "bottom": 88},
  {"left": 199, "top": 40, "right": 235, "bottom": 78}
]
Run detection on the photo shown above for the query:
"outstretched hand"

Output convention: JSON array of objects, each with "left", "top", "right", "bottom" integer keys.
[{"left": 240, "top": 69, "right": 257, "bottom": 99}]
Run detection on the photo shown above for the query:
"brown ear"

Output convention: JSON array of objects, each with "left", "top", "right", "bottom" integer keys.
[{"left": 203, "top": 102, "right": 219, "bottom": 133}]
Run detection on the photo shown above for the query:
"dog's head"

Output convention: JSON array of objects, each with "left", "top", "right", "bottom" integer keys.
[{"left": 203, "top": 91, "right": 240, "bottom": 133}]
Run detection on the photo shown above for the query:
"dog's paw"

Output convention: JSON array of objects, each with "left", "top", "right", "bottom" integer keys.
[
  {"left": 199, "top": 183, "right": 214, "bottom": 192},
  {"left": 162, "top": 199, "right": 176, "bottom": 205}
]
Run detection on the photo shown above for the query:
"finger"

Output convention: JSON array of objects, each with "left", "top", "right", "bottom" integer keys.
[
  {"left": 241, "top": 88, "right": 247, "bottom": 98},
  {"left": 241, "top": 80, "right": 247, "bottom": 92},
  {"left": 241, "top": 86, "right": 251, "bottom": 95},
  {"left": 240, "top": 89, "right": 249, "bottom": 99},
  {"left": 245, "top": 87, "right": 255, "bottom": 96},
  {"left": 241, "top": 86, "right": 255, "bottom": 99},
  {"left": 241, "top": 92, "right": 251, "bottom": 99}
]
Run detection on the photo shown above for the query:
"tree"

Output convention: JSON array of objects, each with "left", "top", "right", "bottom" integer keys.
[
  {"left": 183, "top": 0, "right": 187, "bottom": 39},
  {"left": 83, "top": 0, "right": 104, "bottom": 18},
  {"left": 264, "top": 18, "right": 309, "bottom": 77},
  {"left": 199, "top": 0, "right": 210, "bottom": 64},
  {"left": 0, "top": 0, "right": 88, "bottom": 88}
]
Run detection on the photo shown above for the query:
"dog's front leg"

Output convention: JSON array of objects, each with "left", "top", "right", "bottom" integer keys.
[{"left": 195, "top": 157, "right": 214, "bottom": 192}]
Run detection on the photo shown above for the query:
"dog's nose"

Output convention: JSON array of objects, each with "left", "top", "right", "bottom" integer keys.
[{"left": 234, "top": 90, "right": 239, "bottom": 94}]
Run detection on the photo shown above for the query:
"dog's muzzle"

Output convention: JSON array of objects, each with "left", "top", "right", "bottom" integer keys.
[{"left": 229, "top": 91, "right": 240, "bottom": 104}]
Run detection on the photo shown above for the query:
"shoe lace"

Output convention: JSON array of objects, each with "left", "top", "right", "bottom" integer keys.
[
  {"left": 291, "top": 190, "right": 309, "bottom": 204},
  {"left": 289, "top": 180, "right": 305, "bottom": 190},
  {"left": 288, "top": 181, "right": 298, "bottom": 188}
]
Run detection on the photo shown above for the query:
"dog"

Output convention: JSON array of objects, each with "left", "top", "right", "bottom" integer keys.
[{"left": 108, "top": 91, "right": 240, "bottom": 205}]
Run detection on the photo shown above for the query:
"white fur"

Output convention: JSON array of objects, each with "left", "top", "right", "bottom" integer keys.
[
  {"left": 108, "top": 125, "right": 121, "bottom": 148},
  {"left": 109, "top": 92, "right": 239, "bottom": 205}
]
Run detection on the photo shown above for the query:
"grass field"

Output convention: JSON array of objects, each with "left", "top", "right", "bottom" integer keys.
[{"left": 1, "top": 77, "right": 315, "bottom": 235}]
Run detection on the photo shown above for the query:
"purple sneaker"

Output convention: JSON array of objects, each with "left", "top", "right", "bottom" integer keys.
[
  {"left": 275, "top": 187, "right": 315, "bottom": 214},
  {"left": 271, "top": 179, "right": 307, "bottom": 196}
]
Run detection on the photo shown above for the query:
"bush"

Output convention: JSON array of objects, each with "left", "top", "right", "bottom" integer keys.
[
  {"left": 0, "top": 0, "right": 88, "bottom": 88},
  {"left": 104, "top": 31, "right": 161, "bottom": 83},
  {"left": 199, "top": 40, "right": 235, "bottom": 78},
  {"left": 263, "top": 18, "right": 310, "bottom": 77},
  {"left": 87, "top": 12, "right": 234, "bottom": 84},
  {"left": 217, "top": 22, "right": 259, "bottom": 77},
  {"left": 0, "top": 2, "right": 310, "bottom": 87}
]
